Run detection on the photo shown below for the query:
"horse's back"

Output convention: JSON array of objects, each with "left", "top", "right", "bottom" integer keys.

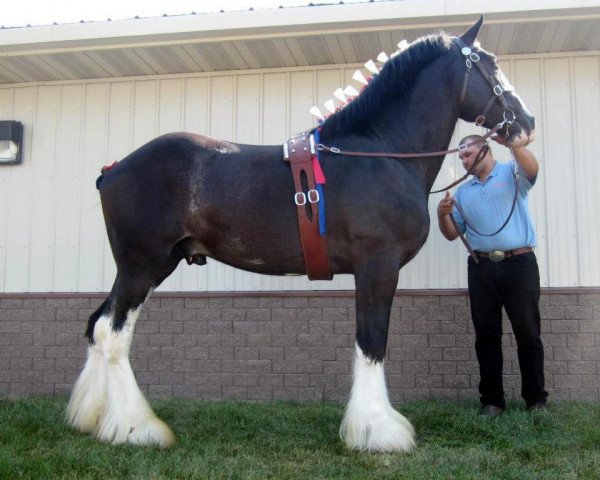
[{"left": 97, "top": 132, "right": 303, "bottom": 271}]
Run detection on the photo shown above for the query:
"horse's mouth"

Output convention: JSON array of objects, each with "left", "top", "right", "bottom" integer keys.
[{"left": 497, "top": 121, "right": 536, "bottom": 145}]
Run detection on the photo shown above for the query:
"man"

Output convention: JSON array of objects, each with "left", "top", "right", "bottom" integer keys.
[{"left": 437, "top": 133, "right": 548, "bottom": 416}]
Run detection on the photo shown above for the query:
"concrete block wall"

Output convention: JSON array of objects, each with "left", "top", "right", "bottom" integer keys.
[{"left": 1, "top": 291, "right": 599, "bottom": 403}]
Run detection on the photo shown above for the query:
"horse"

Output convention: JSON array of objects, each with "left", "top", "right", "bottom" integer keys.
[{"left": 66, "top": 17, "right": 535, "bottom": 452}]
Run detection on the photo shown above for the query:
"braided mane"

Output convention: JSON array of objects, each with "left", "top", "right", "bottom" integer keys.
[{"left": 320, "top": 33, "right": 455, "bottom": 137}]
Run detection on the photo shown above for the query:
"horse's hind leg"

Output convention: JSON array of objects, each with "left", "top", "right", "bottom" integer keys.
[
  {"left": 66, "top": 299, "right": 110, "bottom": 434},
  {"left": 67, "top": 260, "right": 178, "bottom": 447},
  {"left": 340, "top": 252, "right": 416, "bottom": 452}
]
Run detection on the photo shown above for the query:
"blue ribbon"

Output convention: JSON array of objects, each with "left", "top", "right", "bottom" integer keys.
[
  {"left": 317, "top": 184, "right": 326, "bottom": 236},
  {"left": 314, "top": 128, "right": 326, "bottom": 236}
]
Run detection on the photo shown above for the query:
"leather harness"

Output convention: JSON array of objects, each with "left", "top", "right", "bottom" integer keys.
[{"left": 283, "top": 133, "right": 333, "bottom": 280}]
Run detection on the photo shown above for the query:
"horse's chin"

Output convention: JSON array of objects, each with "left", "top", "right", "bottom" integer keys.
[
  {"left": 525, "top": 130, "right": 536, "bottom": 144},
  {"left": 497, "top": 125, "right": 536, "bottom": 146}
]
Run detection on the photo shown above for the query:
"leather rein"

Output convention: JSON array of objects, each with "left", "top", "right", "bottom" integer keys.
[{"left": 316, "top": 38, "right": 517, "bottom": 195}]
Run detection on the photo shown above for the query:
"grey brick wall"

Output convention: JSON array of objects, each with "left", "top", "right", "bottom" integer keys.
[{"left": 1, "top": 291, "right": 599, "bottom": 403}]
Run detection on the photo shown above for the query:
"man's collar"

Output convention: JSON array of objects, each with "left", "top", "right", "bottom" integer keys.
[{"left": 469, "top": 161, "right": 499, "bottom": 185}]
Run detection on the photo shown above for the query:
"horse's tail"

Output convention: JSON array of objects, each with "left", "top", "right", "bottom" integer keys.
[{"left": 96, "top": 162, "right": 119, "bottom": 190}]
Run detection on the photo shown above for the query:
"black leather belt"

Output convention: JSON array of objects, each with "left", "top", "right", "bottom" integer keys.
[{"left": 475, "top": 247, "right": 534, "bottom": 262}]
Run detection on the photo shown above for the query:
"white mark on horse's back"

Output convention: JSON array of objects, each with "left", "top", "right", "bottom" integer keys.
[
  {"left": 189, "top": 134, "right": 240, "bottom": 155},
  {"left": 247, "top": 259, "right": 266, "bottom": 266},
  {"left": 214, "top": 145, "right": 239, "bottom": 154}
]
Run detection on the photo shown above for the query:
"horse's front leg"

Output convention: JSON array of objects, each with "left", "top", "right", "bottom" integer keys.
[{"left": 340, "top": 252, "right": 416, "bottom": 452}]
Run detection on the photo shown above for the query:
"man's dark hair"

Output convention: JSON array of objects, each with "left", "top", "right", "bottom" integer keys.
[{"left": 459, "top": 134, "right": 488, "bottom": 148}]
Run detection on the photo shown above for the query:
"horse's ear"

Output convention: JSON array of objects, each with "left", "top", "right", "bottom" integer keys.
[{"left": 459, "top": 15, "right": 484, "bottom": 46}]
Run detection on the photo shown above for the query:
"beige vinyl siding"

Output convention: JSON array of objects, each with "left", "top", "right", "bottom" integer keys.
[{"left": 0, "top": 52, "right": 598, "bottom": 292}]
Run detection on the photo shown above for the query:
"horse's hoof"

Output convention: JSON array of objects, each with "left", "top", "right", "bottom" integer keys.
[
  {"left": 340, "top": 406, "right": 416, "bottom": 453},
  {"left": 96, "top": 413, "right": 176, "bottom": 447},
  {"left": 126, "top": 418, "right": 176, "bottom": 447}
]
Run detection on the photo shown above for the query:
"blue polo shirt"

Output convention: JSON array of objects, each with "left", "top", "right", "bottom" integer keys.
[{"left": 451, "top": 160, "right": 537, "bottom": 252}]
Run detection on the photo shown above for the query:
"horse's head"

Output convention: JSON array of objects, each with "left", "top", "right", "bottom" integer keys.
[{"left": 455, "top": 16, "right": 535, "bottom": 144}]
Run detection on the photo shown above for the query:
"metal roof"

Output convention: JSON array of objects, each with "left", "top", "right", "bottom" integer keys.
[{"left": 1, "top": 0, "right": 599, "bottom": 84}]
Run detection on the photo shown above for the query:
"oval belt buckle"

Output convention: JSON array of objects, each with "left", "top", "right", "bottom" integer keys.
[{"left": 489, "top": 250, "right": 505, "bottom": 262}]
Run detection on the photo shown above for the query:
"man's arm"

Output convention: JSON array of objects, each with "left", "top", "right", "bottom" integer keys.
[
  {"left": 494, "top": 131, "right": 539, "bottom": 182},
  {"left": 511, "top": 146, "right": 539, "bottom": 182},
  {"left": 437, "top": 191, "right": 460, "bottom": 241}
]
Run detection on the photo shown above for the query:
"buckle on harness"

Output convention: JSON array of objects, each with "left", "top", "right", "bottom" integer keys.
[
  {"left": 489, "top": 250, "right": 505, "bottom": 262},
  {"left": 307, "top": 189, "right": 320, "bottom": 203},
  {"left": 294, "top": 192, "right": 307, "bottom": 206},
  {"left": 294, "top": 190, "right": 320, "bottom": 206}
]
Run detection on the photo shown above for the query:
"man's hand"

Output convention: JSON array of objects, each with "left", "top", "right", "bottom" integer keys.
[
  {"left": 492, "top": 131, "right": 533, "bottom": 148},
  {"left": 437, "top": 190, "right": 455, "bottom": 218},
  {"left": 437, "top": 191, "right": 460, "bottom": 241},
  {"left": 493, "top": 132, "right": 539, "bottom": 181}
]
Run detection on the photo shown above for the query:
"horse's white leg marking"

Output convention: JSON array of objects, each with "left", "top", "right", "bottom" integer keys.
[
  {"left": 67, "top": 296, "right": 175, "bottom": 447},
  {"left": 66, "top": 318, "right": 109, "bottom": 433},
  {"left": 96, "top": 305, "right": 175, "bottom": 447},
  {"left": 339, "top": 343, "right": 416, "bottom": 452}
]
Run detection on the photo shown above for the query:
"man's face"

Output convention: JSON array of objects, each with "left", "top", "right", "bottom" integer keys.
[{"left": 458, "top": 143, "right": 486, "bottom": 172}]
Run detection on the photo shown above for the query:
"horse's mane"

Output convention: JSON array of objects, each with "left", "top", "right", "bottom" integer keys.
[{"left": 320, "top": 32, "right": 455, "bottom": 138}]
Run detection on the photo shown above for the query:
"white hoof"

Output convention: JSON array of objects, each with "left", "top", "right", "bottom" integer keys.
[
  {"left": 97, "top": 403, "right": 176, "bottom": 447},
  {"left": 340, "top": 404, "right": 416, "bottom": 452},
  {"left": 126, "top": 416, "right": 176, "bottom": 447}
]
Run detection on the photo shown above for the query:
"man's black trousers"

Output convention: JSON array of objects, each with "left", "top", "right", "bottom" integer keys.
[{"left": 468, "top": 251, "right": 548, "bottom": 409}]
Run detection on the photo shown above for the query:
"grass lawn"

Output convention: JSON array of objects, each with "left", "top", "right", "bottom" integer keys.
[{"left": 0, "top": 397, "right": 599, "bottom": 479}]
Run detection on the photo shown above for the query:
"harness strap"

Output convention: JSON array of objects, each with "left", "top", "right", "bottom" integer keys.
[
  {"left": 318, "top": 123, "right": 502, "bottom": 160},
  {"left": 284, "top": 134, "right": 333, "bottom": 281}
]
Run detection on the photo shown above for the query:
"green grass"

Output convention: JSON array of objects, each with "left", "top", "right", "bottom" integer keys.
[{"left": 0, "top": 397, "right": 599, "bottom": 480}]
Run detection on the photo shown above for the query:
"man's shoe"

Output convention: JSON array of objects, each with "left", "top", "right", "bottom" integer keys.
[
  {"left": 527, "top": 401, "right": 547, "bottom": 412},
  {"left": 481, "top": 405, "right": 504, "bottom": 417}
]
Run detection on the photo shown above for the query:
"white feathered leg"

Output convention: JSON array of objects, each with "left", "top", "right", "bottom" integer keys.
[
  {"left": 66, "top": 320, "right": 108, "bottom": 433},
  {"left": 340, "top": 343, "right": 416, "bottom": 452},
  {"left": 67, "top": 304, "right": 174, "bottom": 447}
]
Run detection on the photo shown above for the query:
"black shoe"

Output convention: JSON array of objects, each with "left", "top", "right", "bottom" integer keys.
[
  {"left": 527, "top": 401, "right": 547, "bottom": 412},
  {"left": 481, "top": 405, "right": 504, "bottom": 417}
]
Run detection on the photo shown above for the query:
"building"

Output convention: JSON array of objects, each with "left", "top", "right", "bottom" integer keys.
[{"left": 1, "top": 0, "right": 599, "bottom": 401}]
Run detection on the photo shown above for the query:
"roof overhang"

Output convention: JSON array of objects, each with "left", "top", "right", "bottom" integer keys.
[{"left": 1, "top": 0, "right": 599, "bottom": 84}]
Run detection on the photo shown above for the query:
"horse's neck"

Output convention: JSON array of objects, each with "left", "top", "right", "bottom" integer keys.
[
  {"left": 396, "top": 89, "right": 458, "bottom": 191},
  {"left": 377, "top": 72, "right": 459, "bottom": 189},
  {"left": 320, "top": 54, "right": 460, "bottom": 191}
]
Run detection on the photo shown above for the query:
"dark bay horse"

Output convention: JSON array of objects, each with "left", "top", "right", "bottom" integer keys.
[{"left": 67, "top": 17, "right": 535, "bottom": 452}]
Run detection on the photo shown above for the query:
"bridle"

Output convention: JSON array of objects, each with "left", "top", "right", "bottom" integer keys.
[
  {"left": 317, "top": 38, "right": 518, "bottom": 194},
  {"left": 455, "top": 37, "right": 515, "bottom": 130}
]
